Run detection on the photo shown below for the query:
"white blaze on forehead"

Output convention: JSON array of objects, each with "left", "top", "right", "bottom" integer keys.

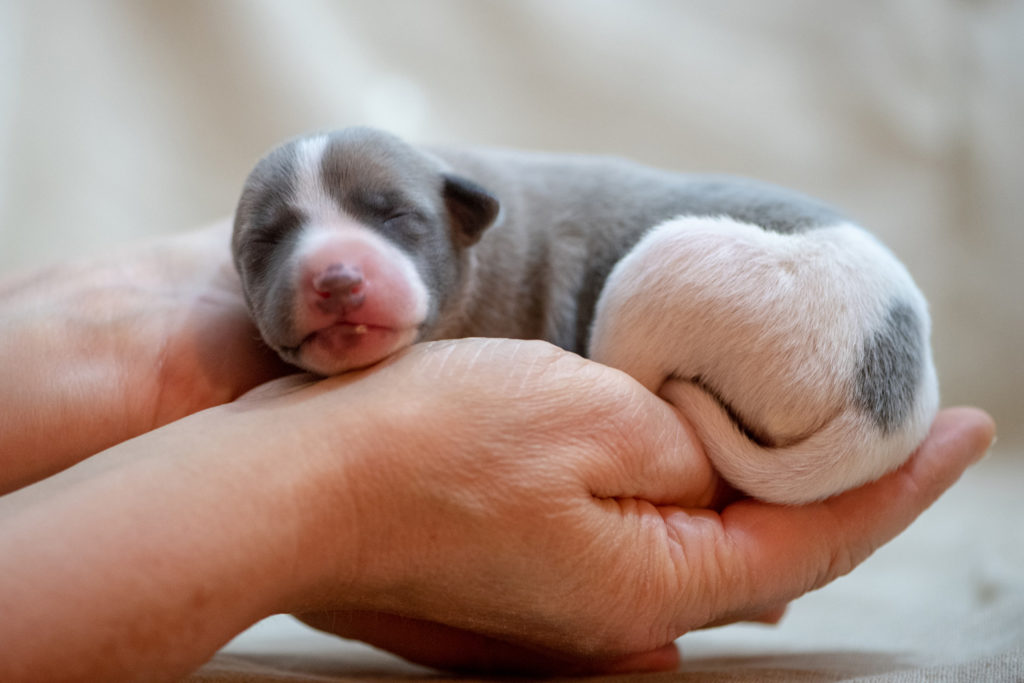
[{"left": 292, "top": 134, "right": 337, "bottom": 225}]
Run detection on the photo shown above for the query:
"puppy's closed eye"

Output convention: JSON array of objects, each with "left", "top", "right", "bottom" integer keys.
[
  {"left": 380, "top": 212, "right": 432, "bottom": 250},
  {"left": 247, "top": 209, "right": 302, "bottom": 248}
]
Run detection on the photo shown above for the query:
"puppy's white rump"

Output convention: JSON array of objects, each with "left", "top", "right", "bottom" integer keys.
[{"left": 588, "top": 216, "right": 939, "bottom": 504}]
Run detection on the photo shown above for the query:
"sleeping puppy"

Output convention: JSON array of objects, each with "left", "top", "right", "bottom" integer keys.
[{"left": 232, "top": 126, "right": 939, "bottom": 504}]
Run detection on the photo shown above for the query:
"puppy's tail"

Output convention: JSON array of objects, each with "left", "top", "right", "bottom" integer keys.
[
  {"left": 588, "top": 215, "right": 939, "bottom": 504},
  {"left": 656, "top": 377, "right": 937, "bottom": 504}
]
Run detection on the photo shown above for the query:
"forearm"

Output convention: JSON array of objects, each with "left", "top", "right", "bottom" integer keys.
[{"left": 0, "top": 388, "right": 363, "bottom": 682}]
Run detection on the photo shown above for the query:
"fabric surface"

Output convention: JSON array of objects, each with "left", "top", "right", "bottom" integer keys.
[{"left": 3, "top": 2, "right": 1021, "bottom": 680}]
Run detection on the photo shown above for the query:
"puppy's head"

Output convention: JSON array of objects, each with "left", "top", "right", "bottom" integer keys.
[{"left": 232, "top": 127, "right": 499, "bottom": 374}]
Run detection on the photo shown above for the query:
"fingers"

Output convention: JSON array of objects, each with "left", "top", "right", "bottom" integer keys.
[
  {"left": 699, "top": 603, "right": 789, "bottom": 629},
  {"left": 662, "top": 407, "right": 995, "bottom": 630},
  {"left": 296, "top": 611, "right": 679, "bottom": 675},
  {"left": 749, "top": 604, "right": 788, "bottom": 625}
]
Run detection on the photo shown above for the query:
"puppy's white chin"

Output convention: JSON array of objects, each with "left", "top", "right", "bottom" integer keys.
[{"left": 296, "top": 324, "right": 419, "bottom": 375}]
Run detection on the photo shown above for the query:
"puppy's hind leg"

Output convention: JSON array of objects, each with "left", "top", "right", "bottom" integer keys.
[{"left": 588, "top": 215, "right": 938, "bottom": 504}]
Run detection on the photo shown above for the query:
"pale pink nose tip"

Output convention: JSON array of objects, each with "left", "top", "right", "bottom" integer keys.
[{"left": 313, "top": 263, "right": 366, "bottom": 313}]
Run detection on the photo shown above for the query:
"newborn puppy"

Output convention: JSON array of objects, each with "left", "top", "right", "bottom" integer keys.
[{"left": 232, "top": 127, "right": 939, "bottom": 504}]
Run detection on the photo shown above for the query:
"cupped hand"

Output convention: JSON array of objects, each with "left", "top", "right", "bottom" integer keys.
[
  {"left": 303, "top": 404, "right": 991, "bottom": 675},
  {"left": 236, "top": 339, "right": 993, "bottom": 674}
]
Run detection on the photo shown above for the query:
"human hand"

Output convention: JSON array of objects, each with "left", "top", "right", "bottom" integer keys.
[
  {"left": 295, "top": 406, "right": 991, "bottom": 674},
  {"left": 239, "top": 340, "right": 994, "bottom": 674},
  {"left": 0, "top": 221, "right": 291, "bottom": 491}
]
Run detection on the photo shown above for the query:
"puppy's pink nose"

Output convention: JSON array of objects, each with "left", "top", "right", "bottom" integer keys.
[{"left": 312, "top": 263, "right": 366, "bottom": 313}]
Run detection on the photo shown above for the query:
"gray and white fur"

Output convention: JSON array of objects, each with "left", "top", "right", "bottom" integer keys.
[{"left": 232, "top": 127, "right": 939, "bottom": 504}]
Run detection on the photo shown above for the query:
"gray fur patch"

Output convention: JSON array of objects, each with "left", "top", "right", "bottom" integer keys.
[
  {"left": 231, "top": 142, "right": 301, "bottom": 319},
  {"left": 667, "top": 177, "right": 847, "bottom": 234},
  {"left": 854, "top": 301, "right": 923, "bottom": 433}
]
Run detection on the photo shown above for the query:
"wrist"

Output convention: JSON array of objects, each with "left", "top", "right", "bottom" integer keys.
[
  {"left": 218, "top": 374, "right": 391, "bottom": 616},
  {"left": 247, "top": 366, "right": 461, "bottom": 618}
]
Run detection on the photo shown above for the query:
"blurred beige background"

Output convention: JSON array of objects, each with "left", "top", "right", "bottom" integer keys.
[{"left": 1, "top": 0, "right": 1020, "bottom": 448}]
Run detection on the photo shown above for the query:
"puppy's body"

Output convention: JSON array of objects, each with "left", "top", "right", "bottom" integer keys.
[
  {"left": 233, "top": 127, "right": 939, "bottom": 504},
  {"left": 424, "top": 146, "right": 844, "bottom": 354}
]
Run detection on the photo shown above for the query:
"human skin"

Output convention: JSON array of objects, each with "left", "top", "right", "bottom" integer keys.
[
  {"left": 0, "top": 224, "right": 291, "bottom": 492},
  {"left": 0, "top": 223, "right": 996, "bottom": 679}
]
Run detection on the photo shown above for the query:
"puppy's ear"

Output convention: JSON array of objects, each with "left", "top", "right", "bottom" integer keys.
[{"left": 443, "top": 174, "right": 500, "bottom": 246}]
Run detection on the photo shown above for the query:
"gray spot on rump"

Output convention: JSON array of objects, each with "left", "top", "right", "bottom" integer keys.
[{"left": 855, "top": 302, "right": 923, "bottom": 433}]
